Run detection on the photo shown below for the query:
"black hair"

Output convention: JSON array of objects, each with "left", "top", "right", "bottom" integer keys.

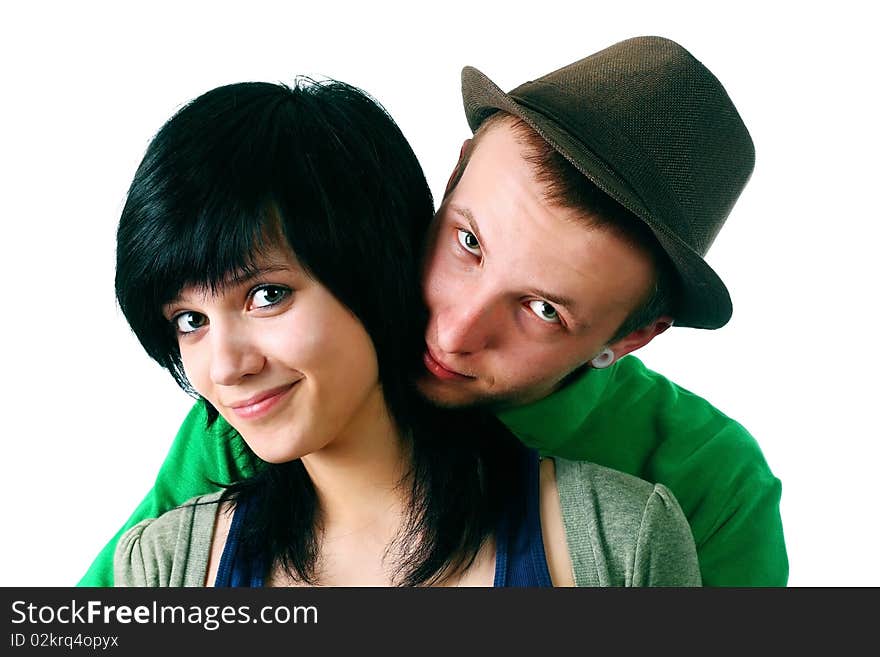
[{"left": 115, "top": 78, "right": 519, "bottom": 586}]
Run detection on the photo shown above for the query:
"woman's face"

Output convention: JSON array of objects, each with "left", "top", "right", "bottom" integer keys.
[{"left": 162, "top": 243, "right": 382, "bottom": 463}]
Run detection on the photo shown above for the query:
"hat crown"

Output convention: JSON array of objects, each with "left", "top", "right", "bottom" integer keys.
[
  {"left": 461, "top": 36, "right": 755, "bottom": 329},
  {"left": 507, "top": 36, "right": 754, "bottom": 256}
]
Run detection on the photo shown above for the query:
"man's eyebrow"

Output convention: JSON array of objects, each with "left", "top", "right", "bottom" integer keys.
[
  {"left": 450, "top": 204, "right": 488, "bottom": 257},
  {"left": 533, "top": 289, "right": 576, "bottom": 310},
  {"left": 531, "top": 288, "right": 590, "bottom": 329}
]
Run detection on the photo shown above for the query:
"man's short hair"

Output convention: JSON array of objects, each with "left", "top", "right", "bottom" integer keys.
[{"left": 450, "top": 112, "right": 679, "bottom": 342}]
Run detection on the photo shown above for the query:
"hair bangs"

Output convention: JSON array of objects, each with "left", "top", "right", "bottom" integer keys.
[{"left": 116, "top": 82, "right": 306, "bottom": 392}]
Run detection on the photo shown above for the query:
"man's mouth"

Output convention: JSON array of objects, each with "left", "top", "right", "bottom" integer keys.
[{"left": 423, "top": 349, "right": 475, "bottom": 382}]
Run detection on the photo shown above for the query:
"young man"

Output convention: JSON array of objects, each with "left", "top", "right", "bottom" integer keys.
[{"left": 83, "top": 36, "right": 786, "bottom": 586}]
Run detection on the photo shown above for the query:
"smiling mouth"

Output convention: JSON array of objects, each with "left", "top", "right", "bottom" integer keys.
[
  {"left": 228, "top": 382, "right": 299, "bottom": 420},
  {"left": 423, "top": 350, "right": 475, "bottom": 382}
]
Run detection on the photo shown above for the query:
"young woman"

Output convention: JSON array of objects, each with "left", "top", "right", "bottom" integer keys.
[{"left": 113, "top": 78, "right": 700, "bottom": 587}]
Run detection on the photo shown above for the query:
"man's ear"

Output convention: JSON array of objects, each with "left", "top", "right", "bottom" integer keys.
[
  {"left": 606, "top": 316, "right": 674, "bottom": 362},
  {"left": 444, "top": 138, "right": 472, "bottom": 197}
]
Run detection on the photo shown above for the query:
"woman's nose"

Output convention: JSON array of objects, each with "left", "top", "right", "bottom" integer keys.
[{"left": 208, "top": 322, "right": 266, "bottom": 386}]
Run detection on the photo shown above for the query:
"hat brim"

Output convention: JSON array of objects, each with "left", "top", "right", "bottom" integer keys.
[{"left": 461, "top": 65, "right": 732, "bottom": 330}]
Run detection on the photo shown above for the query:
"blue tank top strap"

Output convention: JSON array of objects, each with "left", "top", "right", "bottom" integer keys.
[
  {"left": 214, "top": 496, "right": 265, "bottom": 587},
  {"left": 493, "top": 445, "right": 553, "bottom": 587}
]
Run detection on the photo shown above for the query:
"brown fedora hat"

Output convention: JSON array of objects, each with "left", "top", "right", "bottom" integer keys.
[{"left": 461, "top": 36, "right": 755, "bottom": 329}]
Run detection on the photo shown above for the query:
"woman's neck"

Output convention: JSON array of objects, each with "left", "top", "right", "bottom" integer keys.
[{"left": 299, "top": 385, "right": 411, "bottom": 544}]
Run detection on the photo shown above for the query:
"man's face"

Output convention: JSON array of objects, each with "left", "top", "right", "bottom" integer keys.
[{"left": 416, "top": 120, "right": 657, "bottom": 409}]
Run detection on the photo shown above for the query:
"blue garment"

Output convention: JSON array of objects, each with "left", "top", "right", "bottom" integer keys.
[
  {"left": 492, "top": 445, "right": 553, "bottom": 587},
  {"left": 215, "top": 445, "right": 552, "bottom": 587},
  {"left": 213, "top": 494, "right": 264, "bottom": 587}
]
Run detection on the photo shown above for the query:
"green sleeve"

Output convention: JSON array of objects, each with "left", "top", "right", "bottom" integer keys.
[
  {"left": 77, "top": 401, "right": 253, "bottom": 586},
  {"left": 548, "top": 427, "right": 787, "bottom": 586},
  {"left": 649, "top": 421, "right": 788, "bottom": 587},
  {"left": 695, "top": 471, "right": 787, "bottom": 586},
  {"left": 496, "top": 356, "right": 789, "bottom": 586}
]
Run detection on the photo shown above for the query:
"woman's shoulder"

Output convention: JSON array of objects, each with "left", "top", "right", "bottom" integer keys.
[
  {"left": 114, "top": 492, "right": 224, "bottom": 587},
  {"left": 554, "top": 457, "right": 661, "bottom": 513},
  {"left": 544, "top": 458, "right": 701, "bottom": 586}
]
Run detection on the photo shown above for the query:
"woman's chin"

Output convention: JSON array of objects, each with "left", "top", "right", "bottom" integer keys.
[{"left": 241, "top": 434, "right": 307, "bottom": 465}]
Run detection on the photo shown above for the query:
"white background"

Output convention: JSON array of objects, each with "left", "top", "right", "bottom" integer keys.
[{"left": 1, "top": 1, "right": 877, "bottom": 587}]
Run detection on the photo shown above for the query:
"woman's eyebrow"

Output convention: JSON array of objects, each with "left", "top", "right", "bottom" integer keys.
[
  {"left": 163, "top": 263, "right": 295, "bottom": 309},
  {"left": 222, "top": 263, "right": 292, "bottom": 287}
]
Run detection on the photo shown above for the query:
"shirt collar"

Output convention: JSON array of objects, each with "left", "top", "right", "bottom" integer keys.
[{"left": 496, "top": 360, "right": 616, "bottom": 453}]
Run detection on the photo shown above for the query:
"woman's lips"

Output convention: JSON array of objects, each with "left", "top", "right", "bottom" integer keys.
[
  {"left": 423, "top": 350, "right": 474, "bottom": 382},
  {"left": 228, "top": 382, "right": 298, "bottom": 420}
]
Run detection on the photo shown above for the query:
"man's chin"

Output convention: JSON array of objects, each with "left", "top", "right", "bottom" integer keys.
[
  {"left": 416, "top": 370, "right": 564, "bottom": 411},
  {"left": 415, "top": 374, "right": 486, "bottom": 409},
  {"left": 414, "top": 374, "right": 523, "bottom": 411}
]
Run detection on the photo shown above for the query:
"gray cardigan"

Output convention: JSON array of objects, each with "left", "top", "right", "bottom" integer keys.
[{"left": 114, "top": 458, "right": 701, "bottom": 587}]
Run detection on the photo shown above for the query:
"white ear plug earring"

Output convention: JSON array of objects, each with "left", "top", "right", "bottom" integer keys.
[{"left": 590, "top": 348, "right": 615, "bottom": 369}]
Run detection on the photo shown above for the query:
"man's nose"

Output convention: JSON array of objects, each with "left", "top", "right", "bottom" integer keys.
[
  {"left": 435, "top": 294, "right": 502, "bottom": 355},
  {"left": 209, "top": 322, "right": 265, "bottom": 386}
]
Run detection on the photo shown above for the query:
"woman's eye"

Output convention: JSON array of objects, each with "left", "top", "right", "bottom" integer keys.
[
  {"left": 251, "top": 285, "right": 290, "bottom": 309},
  {"left": 528, "top": 300, "right": 560, "bottom": 324},
  {"left": 174, "top": 312, "right": 207, "bottom": 334},
  {"left": 456, "top": 229, "right": 481, "bottom": 256}
]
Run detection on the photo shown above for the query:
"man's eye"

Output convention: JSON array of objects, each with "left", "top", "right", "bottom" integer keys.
[
  {"left": 174, "top": 312, "right": 208, "bottom": 334},
  {"left": 251, "top": 285, "right": 290, "bottom": 309},
  {"left": 528, "top": 300, "right": 560, "bottom": 324},
  {"left": 456, "top": 229, "right": 481, "bottom": 256}
]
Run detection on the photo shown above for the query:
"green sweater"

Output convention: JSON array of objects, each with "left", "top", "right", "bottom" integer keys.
[{"left": 79, "top": 355, "right": 787, "bottom": 586}]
